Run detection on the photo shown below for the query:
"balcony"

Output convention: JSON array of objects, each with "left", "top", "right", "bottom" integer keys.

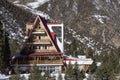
[
  {"left": 32, "top": 49, "right": 56, "bottom": 52},
  {"left": 37, "top": 60, "right": 63, "bottom": 64},
  {"left": 28, "top": 39, "right": 51, "bottom": 44},
  {"left": 33, "top": 29, "right": 45, "bottom": 33},
  {"left": 32, "top": 39, "right": 50, "bottom": 42},
  {"left": 17, "top": 60, "right": 63, "bottom": 64},
  {"left": 32, "top": 32, "right": 45, "bottom": 34}
]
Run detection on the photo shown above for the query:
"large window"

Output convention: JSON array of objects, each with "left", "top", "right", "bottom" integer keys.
[
  {"left": 52, "top": 27, "right": 62, "bottom": 42},
  {"left": 38, "top": 66, "right": 60, "bottom": 73}
]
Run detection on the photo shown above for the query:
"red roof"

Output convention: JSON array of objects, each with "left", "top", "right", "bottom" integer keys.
[
  {"left": 28, "top": 52, "right": 62, "bottom": 56},
  {"left": 47, "top": 22, "right": 62, "bottom": 24}
]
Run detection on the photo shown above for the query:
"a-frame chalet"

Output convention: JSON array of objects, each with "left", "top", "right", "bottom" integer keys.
[{"left": 11, "top": 16, "right": 64, "bottom": 73}]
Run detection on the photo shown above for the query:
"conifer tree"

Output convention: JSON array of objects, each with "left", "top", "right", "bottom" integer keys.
[
  {"left": 29, "top": 64, "right": 43, "bottom": 80},
  {"left": 71, "top": 38, "right": 77, "bottom": 57},
  {"left": 86, "top": 48, "right": 94, "bottom": 59},
  {"left": 58, "top": 73, "right": 62, "bottom": 80},
  {"left": 89, "top": 61, "right": 97, "bottom": 74},
  {"left": 9, "top": 64, "right": 20, "bottom": 80},
  {"left": 0, "top": 21, "right": 4, "bottom": 71},
  {"left": 4, "top": 33, "right": 11, "bottom": 68},
  {"left": 65, "top": 62, "right": 74, "bottom": 80},
  {"left": 0, "top": 21, "right": 11, "bottom": 72},
  {"left": 95, "top": 52, "right": 118, "bottom": 80},
  {"left": 44, "top": 70, "right": 51, "bottom": 80},
  {"left": 73, "top": 62, "right": 85, "bottom": 80}
]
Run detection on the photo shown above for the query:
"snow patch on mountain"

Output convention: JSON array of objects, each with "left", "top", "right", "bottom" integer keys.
[
  {"left": 65, "top": 0, "right": 69, "bottom": 7},
  {"left": 0, "top": 7, "right": 25, "bottom": 44},
  {"left": 27, "top": 0, "right": 49, "bottom": 9},
  {"left": 13, "top": 1, "right": 20, "bottom": 4},
  {"left": 72, "top": 1, "right": 78, "bottom": 15},
  {"left": 47, "top": 3, "right": 51, "bottom": 11},
  {"left": 68, "top": 28, "right": 95, "bottom": 49},
  {"left": 66, "top": 28, "right": 103, "bottom": 55},
  {"left": 93, "top": 15, "right": 109, "bottom": 24},
  {"left": 14, "top": 4, "right": 51, "bottom": 20},
  {"left": 106, "top": 0, "right": 111, "bottom": 3}
]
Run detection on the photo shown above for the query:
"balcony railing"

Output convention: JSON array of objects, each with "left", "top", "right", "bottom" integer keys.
[
  {"left": 28, "top": 39, "right": 51, "bottom": 44},
  {"left": 32, "top": 39, "right": 50, "bottom": 42},
  {"left": 17, "top": 60, "right": 63, "bottom": 64},
  {"left": 33, "top": 49, "right": 56, "bottom": 52},
  {"left": 33, "top": 29, "right": 45, "bottom": 32}
]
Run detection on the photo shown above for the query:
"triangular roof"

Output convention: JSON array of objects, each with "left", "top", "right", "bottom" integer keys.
[{"left": 20, "top": 16, "right": 60, "bottom": 55}]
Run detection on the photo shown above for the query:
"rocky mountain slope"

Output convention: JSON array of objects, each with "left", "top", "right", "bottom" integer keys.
[
  {"left": 37, "top": 0, "right": 120, "bottom": 51},
  {"left": 1, "top": 0, "right": 120, "bottom": 55}
]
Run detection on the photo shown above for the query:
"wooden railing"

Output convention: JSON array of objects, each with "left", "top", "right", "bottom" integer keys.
[
  {"left": 33, "top": 29, "right": 44, "bottom": 32},
  {"left": 33, "top": 49, "right": 56, "bottom": 52},
  {"left": 17, "top": 60, "right": 63, "bottom": 64},
  {"left": 37, "top": 60, "right": 63, "bottom": 64},
  {"left": 32, "top": 39, "right": 50, "bottom": 42}
]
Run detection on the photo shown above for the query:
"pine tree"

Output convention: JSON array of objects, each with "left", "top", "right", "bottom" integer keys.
[
  {"left": 3, "top": 33, "right": 11, "bottom": 68},
  {"left": 86, "top": 48, "right": 94, "bottom": 59},
  {"left": 95, "top": 52, "right": 118, "bottom": 80},
  {"left": 65, "top": 62, "right": 74, "bottom": 80},
  {"left": 29, "top": 64, "right": 43, "bottom": 80},
  {"left": 0, "top": 21, "right": 11, "bottom": 73},
  {"left": 9, "top": 64, "right": 20, "bottom": 80},
  {"left": 58, "top": 73, "right": 62, "bottom": 80},
  {"left": 0, "top": 21, "right": 4, "bottom": 71},
  {"left": 89, "top": 61, "right": 97, "bottom": 74},
  {"left": 71, "top": 39, "right": 78, "bottom": 57},
  {"left": 73, "top": 62, "right": 85, "bottom": 80},
  {"left": 44, "top": 70, "right": 51, "bottom": 80}
]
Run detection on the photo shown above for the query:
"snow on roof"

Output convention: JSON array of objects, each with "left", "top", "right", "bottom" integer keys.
[
  {"left": 64, "top": 55, "right": 93, "bottom": 65},
  {"left": 78, "top": 55, "right": 86, "bottom": 59},
  {"left": 65, "top": 60, "right": 93, "bottom": 65}
]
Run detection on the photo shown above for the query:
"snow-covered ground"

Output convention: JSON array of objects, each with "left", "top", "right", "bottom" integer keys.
[
  {"left": 0, "top": 74, "right": 9, "bottom": 80},
  {"left": 0, "top": 73, "right": 89, "bottom": 80}
]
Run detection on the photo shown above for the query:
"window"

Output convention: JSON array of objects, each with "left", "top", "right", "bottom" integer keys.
[
  {"left": 47, "top": 46, "right": 50, "bottom": 50},
  {"left": 38, "top": 46, "right": 41, "bottom": 49},
  {"left": 41, "top": 56, "right": 44, "bottom": 60},
  {"left": 33, "top": 35, "right": 36, "bottom": 39},
  {"left": 38, "top": 36, "right": 41, "bottom": 40},
  {"left": 33, "top": 45, "right": 37, "bottom": 49},
  {"left": 38, "top": 25, "right": 41, "bottom": 29},
  {"left": 42, "top": 45, "right": 47, "bottom": 49}
]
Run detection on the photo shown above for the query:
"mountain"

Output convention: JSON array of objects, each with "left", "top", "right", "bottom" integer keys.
[
  {"left": 1, "top": 0, "right": 120, "bottom": 55},
  {"left": 0, "top": 0, "right": 35, "bottom": 52}
]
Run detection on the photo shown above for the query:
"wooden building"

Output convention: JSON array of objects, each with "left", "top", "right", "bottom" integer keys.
[{"left": 11, "top": 16, "right": 64, "bottom": 73}]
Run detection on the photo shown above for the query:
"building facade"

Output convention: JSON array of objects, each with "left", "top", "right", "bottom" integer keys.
[{"left": 11, "top": 16, "right": 64, "bottom": 73}]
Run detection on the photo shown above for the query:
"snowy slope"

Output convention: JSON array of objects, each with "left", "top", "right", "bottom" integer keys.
[
  {"left": 9, "top": 0, "right": 51, "bottom": 20},
  {"left": 27, "top": 0, "right": 49, "bottom": 9}
]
